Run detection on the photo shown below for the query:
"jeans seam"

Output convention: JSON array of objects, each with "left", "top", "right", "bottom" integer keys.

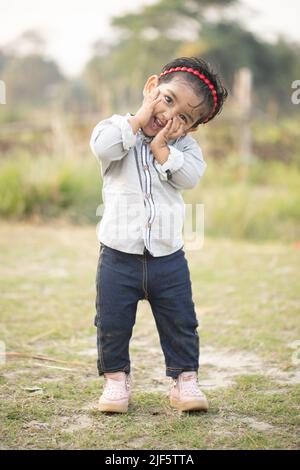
[
  {"left": 145, "top": 255, "right": 148, "bottom": 300},
  {"left": 142, "top": 255, "right": 148, "bottom": 300},
  {"left": 97, "top": 328, "right": 105, "bottom": 372},
  {"left": 96, "top": 250, "right": 105, "bottom": 372}
]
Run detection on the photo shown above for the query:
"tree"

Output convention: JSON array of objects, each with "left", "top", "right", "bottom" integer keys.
[
  {"left": 85, "top": 0, "right": 300, "bottom": 116},
  {"left": 2, "top": 54, "right": 64, "bottom": 108}
]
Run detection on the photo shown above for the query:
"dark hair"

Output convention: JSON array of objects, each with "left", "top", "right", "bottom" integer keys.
[{"left": 158, "top": 56, "right": 228, "bottom": 127}]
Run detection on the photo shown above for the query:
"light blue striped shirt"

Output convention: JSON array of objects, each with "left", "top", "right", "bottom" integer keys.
[{"left": 90, "top": 113, "right": 207, "bottom": 256}]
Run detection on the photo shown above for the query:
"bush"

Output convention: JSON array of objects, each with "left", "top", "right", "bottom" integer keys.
[
  {"left": 185, "top": 156, "right": 300, "bottom": 242},
  {"left": 0, "top": 152, "right": 102, "bottom": 222}
]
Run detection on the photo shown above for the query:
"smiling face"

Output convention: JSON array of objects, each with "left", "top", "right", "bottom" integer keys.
[{"left": 141, "top": 75, "right": 204, "bottom": 137}]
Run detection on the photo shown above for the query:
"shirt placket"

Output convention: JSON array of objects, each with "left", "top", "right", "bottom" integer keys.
[{"left": 141, "top": 142, "right": 156, "bottom": 253}]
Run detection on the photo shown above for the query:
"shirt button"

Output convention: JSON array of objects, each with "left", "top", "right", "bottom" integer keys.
[
  {"left": 146, "top": 222, "right": 151, "bottom": 228},
  {"left": 144, "top": 193, "right": 150, "bottom": 199},
  {"left": 143, "top": 164, "right": 149, "bottom": 170}
]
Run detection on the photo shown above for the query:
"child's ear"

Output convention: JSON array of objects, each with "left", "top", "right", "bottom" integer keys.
[{"left": 143, "top": 75, "right": 159, "bottom": 96}]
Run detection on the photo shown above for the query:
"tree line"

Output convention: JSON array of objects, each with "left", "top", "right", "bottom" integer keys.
[{"left": 1, "top": 0, "right": 300, "bottom": 122}]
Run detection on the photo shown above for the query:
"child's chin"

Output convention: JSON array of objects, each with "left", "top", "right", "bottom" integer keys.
[{"left": 141, "top": 124, "right": 157, "bottom": 138}]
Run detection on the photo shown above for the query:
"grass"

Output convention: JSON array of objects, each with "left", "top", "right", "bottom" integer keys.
[{"left": 0, "top": 222, "right": 299, "bottom": 449}]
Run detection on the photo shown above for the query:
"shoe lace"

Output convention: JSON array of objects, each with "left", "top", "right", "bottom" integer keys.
[
  {"left": 103, "top": 375, "right": 131, "bottom": 400},
  {"left": 172, "top": 374, "right": 205, "bottom": 398}
]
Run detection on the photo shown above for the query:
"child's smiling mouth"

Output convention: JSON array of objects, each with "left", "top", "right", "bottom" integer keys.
[
  {"left": 142, "top": 116, "right": 167, "bottom": 137},
  {"left": 151, "top": 116, "right": 166, "bottom": 130}
]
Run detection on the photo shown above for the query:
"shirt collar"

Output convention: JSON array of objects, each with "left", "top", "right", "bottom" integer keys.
[{"left": 137, "top": 129, "right": 154, "bottom": 144}]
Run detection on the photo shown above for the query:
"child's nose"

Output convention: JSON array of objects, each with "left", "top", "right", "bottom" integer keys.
[{"left": 163, "top": 111, "right": 176, "bottom": 121}]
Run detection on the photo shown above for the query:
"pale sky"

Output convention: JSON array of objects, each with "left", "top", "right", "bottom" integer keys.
[{"left": 0, "top": 0, "right": 299, "bottom": 77}]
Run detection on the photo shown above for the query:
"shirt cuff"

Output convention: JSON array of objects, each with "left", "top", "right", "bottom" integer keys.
[
  {"left": 119, "top": 113, "right": 137, "bottom": 150},
  {"left": 154, "top": 145, "right": 185, "bottom": 180}
]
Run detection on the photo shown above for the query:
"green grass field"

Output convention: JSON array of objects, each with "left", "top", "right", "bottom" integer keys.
[{"left": 0, "top": 222, "right": 299, "bottom": 449}]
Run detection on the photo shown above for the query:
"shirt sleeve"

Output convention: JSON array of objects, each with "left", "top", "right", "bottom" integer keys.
[
  {"left": 153, "top": 135, "right": 207, "bottom": 190},
  {"left": 90, "top": 113, "right": 137, "bottom": 163},
  {"left": 153, "top": 146, "right": 185, "bottom": 180}
]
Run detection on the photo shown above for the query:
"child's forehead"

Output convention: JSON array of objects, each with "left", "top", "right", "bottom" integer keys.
[{"left": 159, "top": 78, "right": 202, "bottom": 108}]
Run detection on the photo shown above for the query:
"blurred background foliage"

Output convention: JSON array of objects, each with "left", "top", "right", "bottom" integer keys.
[{"left": 0, "top": 0, "right": 300, "bottom": 241}]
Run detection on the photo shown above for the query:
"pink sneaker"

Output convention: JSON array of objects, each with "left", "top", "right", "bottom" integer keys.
[
  {"left": 169, "top": 371, "right": 209, "bottom": 412},
  {"left": 98, "top": 371, "right": 131, "bottom": 413}
]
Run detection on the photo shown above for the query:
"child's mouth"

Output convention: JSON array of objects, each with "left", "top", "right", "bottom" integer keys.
[{"left": 151, "top": 116, "right": 165, "bottom": 131}]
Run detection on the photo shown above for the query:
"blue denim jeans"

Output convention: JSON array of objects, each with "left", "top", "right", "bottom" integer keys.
[{"left": 94, "top": 243, "right": 199, "bottom": 379}]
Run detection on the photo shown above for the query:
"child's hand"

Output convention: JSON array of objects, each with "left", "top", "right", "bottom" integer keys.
[
  {"left": 134, "top": 87, "right": 162, "bottom": 128},
  {"left": 150, "top": 116, "right": 186, "bottom": 151}
]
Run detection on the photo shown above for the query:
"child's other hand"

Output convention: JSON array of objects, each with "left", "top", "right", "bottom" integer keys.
[
  {"left": 150, "top": 117, "right": 186, "bottom": 150},
  {"left": 135, "top": 87, "right": 162, "bottom": 128}
]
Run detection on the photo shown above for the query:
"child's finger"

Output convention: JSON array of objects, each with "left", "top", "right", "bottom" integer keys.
[
  {"left": 170, "top": 117, "right": 180, "bottom": 133},
  {"left": 176, "top": 121, "right": 185, "bottom": 135},
  {"left": 176, "top": 123, "right": 185, "bottom": 136},
  {"left": 151, "top": 87, "right": 160, "bottom": 98},
  {"left": 178, "top": 122, "right": 185, "bottom": 135},
  {"left": 161, "top": 119, "right": 172, "bottom": 137},
  {"left": 169, "top": 121, "right": 185, "bottom": 139},
  {"left": 167, "top": 120, "right": 174, "bottom": 132},
  {"left": 151, "top": 92, "right": 161, "bottom": 109}
]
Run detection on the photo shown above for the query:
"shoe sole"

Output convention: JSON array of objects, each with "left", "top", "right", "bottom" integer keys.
[
  {"left": 98, "top": 401, "right": 129, "bottom": 413},
  {"left": 170, "top": 397, "right": 209, "bottom": 412}
]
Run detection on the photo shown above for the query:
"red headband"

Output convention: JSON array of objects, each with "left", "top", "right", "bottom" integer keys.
[{"left": 159, "top": 66, "right": 217, "bottom": 123}]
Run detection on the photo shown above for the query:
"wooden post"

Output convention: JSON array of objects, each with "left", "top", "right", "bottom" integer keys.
[
  {"left": 0, "top": 80, "right": 6, "bottom": 104},
  {"left": 233, "top": 68, "right": 253, "bottom": 166}
]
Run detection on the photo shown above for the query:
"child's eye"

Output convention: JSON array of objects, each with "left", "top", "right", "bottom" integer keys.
[{"left": 165, "top": 96, "right": 187, "bottom": 122}]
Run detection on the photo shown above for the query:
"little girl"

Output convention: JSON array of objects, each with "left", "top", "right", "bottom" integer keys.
[{"left": 90, "top": 56, "right": 227, "bottom": 413}]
